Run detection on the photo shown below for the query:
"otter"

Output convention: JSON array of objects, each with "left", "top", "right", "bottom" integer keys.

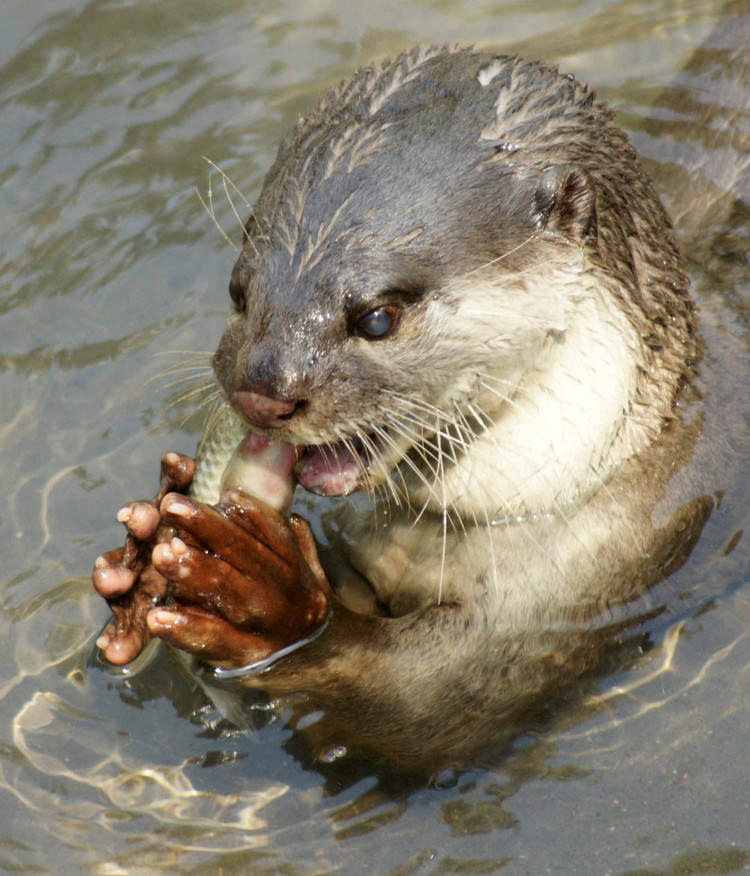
[{"left": 92, "top": 47, "right": 712, "bottom": 771}]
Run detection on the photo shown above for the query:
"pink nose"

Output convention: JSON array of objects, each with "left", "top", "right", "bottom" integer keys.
[{"left": 233, "top": 389, "right": 298, "bottom": 428}]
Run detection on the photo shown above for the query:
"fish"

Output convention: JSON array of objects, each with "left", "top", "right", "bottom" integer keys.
[{"left": 190, "top": 405, "right": 298, "bottom": 514}]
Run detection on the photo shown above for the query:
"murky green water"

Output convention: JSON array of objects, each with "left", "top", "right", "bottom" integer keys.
[{"left": 0, "top": 0, "right": 748, "bottom": 873}]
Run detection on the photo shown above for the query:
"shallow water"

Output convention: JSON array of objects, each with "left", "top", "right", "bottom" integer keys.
[{"left": 0, "top": 0, "right": 748, "bottom": 873}]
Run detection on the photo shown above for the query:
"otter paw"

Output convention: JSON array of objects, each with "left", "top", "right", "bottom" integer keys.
[
  {"left": 92, "top": 451, "right": 196, "bottom": 665},
  {"left": 144, "top": 490, "right": 331, "bottom": 668}
]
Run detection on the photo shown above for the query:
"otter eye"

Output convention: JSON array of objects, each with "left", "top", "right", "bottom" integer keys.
[{"left": 357, "top": 307, "right": 399, "bottom": 339}]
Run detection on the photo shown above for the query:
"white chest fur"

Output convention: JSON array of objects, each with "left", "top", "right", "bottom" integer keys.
[{"left": 408, "top": 251, "right": 645, "bottom": 522}]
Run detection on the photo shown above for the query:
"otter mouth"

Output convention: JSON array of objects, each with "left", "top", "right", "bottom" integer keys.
[
  {"left": 292, "top": 425, "right": 421, "bottom": 498},
  {"left": 287, "top": 408, "right": 449, "bottom": 498},
  {"left": 295, "top": 436, "right": 374, "bottom": 497}
]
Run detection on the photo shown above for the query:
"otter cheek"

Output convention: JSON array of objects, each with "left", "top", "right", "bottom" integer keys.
[{"left": 295, "top": 445, "right": 362, "bottom": 497}]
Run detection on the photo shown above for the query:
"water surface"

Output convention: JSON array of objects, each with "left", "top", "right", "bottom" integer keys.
[{"left": 0, "top": 0, "right": 748, "bottom": 873}]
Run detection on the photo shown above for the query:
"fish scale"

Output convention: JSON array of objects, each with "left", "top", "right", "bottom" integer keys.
[
  {"left": 189, "top": 404, "right": 299, "bottom": 513},
  {"left": 189, "top": 405, "right": 246, "bottom": 505}
]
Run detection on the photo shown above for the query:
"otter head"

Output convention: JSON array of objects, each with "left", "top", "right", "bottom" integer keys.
[{"left": 213, "top": 47, "right": 695, "bottom": 516}]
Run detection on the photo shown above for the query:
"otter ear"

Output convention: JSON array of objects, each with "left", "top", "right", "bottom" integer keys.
[{"left": 534, "top": 166, "right": 596, "bottom": 241}]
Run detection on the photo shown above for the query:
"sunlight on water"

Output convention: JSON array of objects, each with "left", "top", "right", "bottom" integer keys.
[{"left": 0, "top": 0, "right": 747, "bottom": 872}]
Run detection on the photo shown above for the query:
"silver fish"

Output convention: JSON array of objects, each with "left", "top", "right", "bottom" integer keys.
[{"left": 190, "top": 405, "right": 297, "bottom": 513}]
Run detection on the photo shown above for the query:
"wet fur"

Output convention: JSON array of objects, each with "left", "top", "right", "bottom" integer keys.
[{"left": 202, "top": 48, "right": 711, "bottom": 769}]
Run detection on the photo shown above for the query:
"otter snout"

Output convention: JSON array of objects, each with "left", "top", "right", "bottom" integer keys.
[{"left": 233, "top": 389, "right": 303, "bottom": 429}]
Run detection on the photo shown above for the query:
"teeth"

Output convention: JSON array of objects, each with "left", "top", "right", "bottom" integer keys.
[
  {"left": 294, "top": 427, "right": 418, "bottom": 497},
  {"left": 302, "top": 434, "right": 370, "bottom": 462}
]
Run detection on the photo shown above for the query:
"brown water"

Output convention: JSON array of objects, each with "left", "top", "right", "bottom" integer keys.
[{"left": 0, "top": 0, "right": 748, "bottom": 873}]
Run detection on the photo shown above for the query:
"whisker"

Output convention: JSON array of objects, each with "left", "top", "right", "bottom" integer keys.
[
  {"left": 173, "top": 388, "right": 224, "bottom": 431},
  {"left": 165, "top": 380, "right": 217, "bottom": 410},
  {"left": 462, "top": 231, "right": 538, "bottom": 278},
  {"left": 202, "top": 157, "right": 270, "bottom": 252},
  {"left": 196, "top": 187, "right": 239, "bottom": 252}
]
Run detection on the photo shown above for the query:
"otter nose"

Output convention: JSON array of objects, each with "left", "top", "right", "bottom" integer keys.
[{"left": 233, "top": 389, "right": 300, "bottom": 429}]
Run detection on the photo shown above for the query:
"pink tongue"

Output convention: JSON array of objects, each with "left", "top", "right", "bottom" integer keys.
[{"left": 295, "top": 444, "right": 361, "bottom": 496}]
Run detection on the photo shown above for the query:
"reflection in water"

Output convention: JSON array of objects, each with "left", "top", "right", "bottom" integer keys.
[
  {"left": 0, "top": 0, "right": 748, "bottom": 873},
  {"left": 13, "top": 691, "right": 288, "bottom": 839},
  {"left": 4, "top": 587, "right": 747, "bottom": 859}
]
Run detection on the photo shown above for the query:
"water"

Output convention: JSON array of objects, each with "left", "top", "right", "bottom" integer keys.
[{"left": 0, "top": 0, "right": 748, "bottom": 873}]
